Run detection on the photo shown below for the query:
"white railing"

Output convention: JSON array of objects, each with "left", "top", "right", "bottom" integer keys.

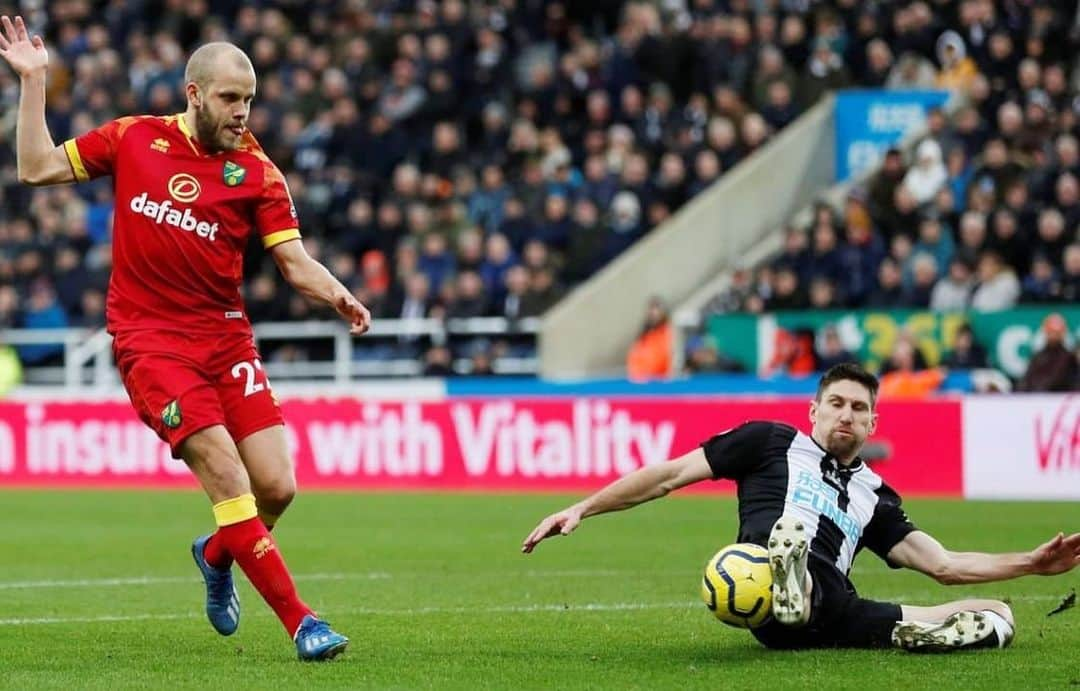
[{"left": 1, "top": 316, "right": 541, "bottom": 387}]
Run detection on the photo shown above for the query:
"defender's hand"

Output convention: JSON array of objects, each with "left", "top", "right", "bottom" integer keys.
[
  {"left": 522, "top": 509, "right": 583, "bottom": 554},
  {"left": 1029, "top": 532, "right": 1080, "bottom": 576},
  {"left": 0, "top": 16, "right": 48, "bottom": 78},
  {"left": 335, "top": 293, "right": 371, "bottom": 335}
]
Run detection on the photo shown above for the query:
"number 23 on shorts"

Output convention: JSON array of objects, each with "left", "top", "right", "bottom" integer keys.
[{"left": 230, "top": 358, "right": 276, "bottom": 403}]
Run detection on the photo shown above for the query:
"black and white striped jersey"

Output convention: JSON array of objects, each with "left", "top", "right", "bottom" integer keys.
[{"left": 701, "top": 421, "right": 916, "bottom": 576}]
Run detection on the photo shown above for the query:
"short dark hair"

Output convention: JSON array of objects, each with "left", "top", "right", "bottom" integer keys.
[{"left": 816, "top": 363, "right": 879, "bottom": 407}]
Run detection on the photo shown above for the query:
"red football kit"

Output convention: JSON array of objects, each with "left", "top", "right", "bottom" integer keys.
[{"left": 65, "top": 114, "right": 295, "bottom": 452}]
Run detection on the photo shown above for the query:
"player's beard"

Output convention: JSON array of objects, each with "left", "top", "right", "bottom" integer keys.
[
  {"left": 195, "top": 103, "right": 235, "bottom": 153},
  {"left": 826, "top": 429, "right": 862, "bottom": 461}
]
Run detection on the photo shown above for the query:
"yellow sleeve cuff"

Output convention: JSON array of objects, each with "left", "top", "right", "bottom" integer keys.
[
  {"left": 262, "top": 228, "right": 301, "bottom": 249},
  {"left": 63, "top": 139, "right": 89, "bottom": 182}
]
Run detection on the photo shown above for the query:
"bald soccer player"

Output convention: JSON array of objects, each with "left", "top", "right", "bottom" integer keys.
[{"left": 0, "top": 17, "right": 368, "bottom": 660}]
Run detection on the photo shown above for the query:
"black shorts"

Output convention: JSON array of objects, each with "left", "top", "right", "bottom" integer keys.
[{"left": 751, "top": 555, "right": 901, "bottom": 649}]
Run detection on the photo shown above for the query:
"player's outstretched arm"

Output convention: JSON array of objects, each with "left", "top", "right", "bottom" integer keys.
[
  {"left": 521, "top": 448, "right": 713, "bottom": 553},
  {"left": 0, "top": 16, "right": 76, "bottom": 186},
  {"left": 887, "top": 529, "right": 1080, "bottom": 585},
  {"left": 271, "top": 238, "right": 371, "bottom": 335}
]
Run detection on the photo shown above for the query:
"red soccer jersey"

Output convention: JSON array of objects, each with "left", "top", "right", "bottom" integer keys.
[{"left": 63, "top": 114, "right": 301, "bottom": 334}]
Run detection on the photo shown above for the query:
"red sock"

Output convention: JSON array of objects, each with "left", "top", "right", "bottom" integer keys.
[
  {"left": 208, "top": 494, "right": 312, "bottom": 636},
  {"left": 204, "top": 518, "right": 276, "bottom": 571}
]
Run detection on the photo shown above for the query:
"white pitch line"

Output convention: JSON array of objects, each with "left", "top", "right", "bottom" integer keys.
[
  {"left": 0, "top": 592, "right": 1070, "bottom": 628},
  {"left": 0, "top": 601, "right": 696, "bottom": 627},
  {"left": 0, "top": 569, "right": 662, "bottom": 591},
  {"left": 0, "top": 572, "right": 391, "bottom": 590},
  {"left": 0, "top": 613, "right": 199, "bottom": 626}
]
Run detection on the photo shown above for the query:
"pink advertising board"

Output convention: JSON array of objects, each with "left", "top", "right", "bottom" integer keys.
[{"left": 0, "top": 397, "right": 962, "bottom": 495}]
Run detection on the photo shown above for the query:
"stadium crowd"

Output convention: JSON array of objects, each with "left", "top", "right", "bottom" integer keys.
[
  {"left": 688, "top": 0, "right": 1080, "bottom": 388},
  {"left": 0, "top": 0, "right": 1078, "bottom": 377}
]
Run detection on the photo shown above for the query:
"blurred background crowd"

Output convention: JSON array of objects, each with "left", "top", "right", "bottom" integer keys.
[{"left": 0, "top": 0, "right": 1077, "bottom": 383}]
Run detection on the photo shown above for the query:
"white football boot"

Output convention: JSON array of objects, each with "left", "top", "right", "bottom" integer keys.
[
  {"left": 768, "top": 517, "right": 810, "bottom": 626},
  {"left": 891, "top": 610, "right": 1014, "bottom": 652}
]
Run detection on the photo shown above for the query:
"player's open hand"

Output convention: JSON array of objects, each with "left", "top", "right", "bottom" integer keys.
[
  {"left": 335, "top": 293, "right": 371, "bottom": 335},
  {"left": 0, "top": 16, "right": 48, "bottom": 77},
  {"left": 1029, "top": 532, "right": 1080, "bottom": 576},
  {"left": 521, "top": 508, "right": 584, "bottom": 554}
]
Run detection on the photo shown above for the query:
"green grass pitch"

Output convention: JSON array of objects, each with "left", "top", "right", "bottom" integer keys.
[{"left": 0, "top": 491, "right": 1077, "bottom": 690}]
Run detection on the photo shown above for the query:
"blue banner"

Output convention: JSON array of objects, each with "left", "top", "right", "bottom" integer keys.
[{"left": 835, "top": 90, "right": 951, "bottom": 181}]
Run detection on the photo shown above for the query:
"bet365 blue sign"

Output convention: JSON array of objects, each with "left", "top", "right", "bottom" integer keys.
[{"left": 835, "top": 90, "right": 951, "bottom": 182}]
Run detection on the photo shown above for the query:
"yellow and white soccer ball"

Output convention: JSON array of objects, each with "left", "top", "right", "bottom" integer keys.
[{"left": 701, "top": 543, "right": 773, "bottom": 629}]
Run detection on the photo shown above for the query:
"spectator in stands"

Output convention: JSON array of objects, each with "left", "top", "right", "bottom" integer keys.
[
  {"left": 930, "top": 256, "right": 975, "bottom": 312},
  {"left": 908, "top": 254, "right": 939, "bottom": 308},
  {"left": 703, "top": 265, "right": 754, "bottom": 316},
  {"left": 867, "top": 258, "right": 906, "bottom": 308},
  {"left": 498, "top": 266, "right": 530, "bottom": 323},
  {"left": 773, "top": 226, "right": 813, "bottom": 287},
  {"left": 955, "top": 211, "right": 987, "bottom": 266},
  {"left": 1018, "top": 313, "right": 1078, "bottom": 392},
  {"left": 887, "top": 52, "right": 937, "bottom": 89},
  {"left": 868, "top": 147, "right": 907, "bottom": 223},
  {"left": 626, "top": 297, "right": 672, "bottom": 381},
  {"left": 879, "top": 336, "right": 944, "bottom": 399},
  {"left": 766, "top": 266, "right": 805, "bottom": 311},
  {"left": 798, "top": 38, "right": 851, "bottom": 108},
  {"left": 972, "top": 138, "right": 1024, "bottom": 204},
  {"left": 840, "top": 202, "right": 890, "bottom": 307},
  {"left": 1034, "top": 207, "right": 1071, "bottom": 269},
  {"left": 943, "top": 324, "right": 988, "bottom": 370},
  {"left": 902, "top": 139, "right": 948, "bottom": 205},
  {"left": 914, "top": 215, "right": 954, "bottom": 275},
  {"left": 807, "top": 220, "right": 844, "bottom": 291},
  {"left": 422, "top": 345, "right": 454, "bottom": 377},
  {"left": 0, "top": 285, "right": 19, "bottom": 330},
  {"left": 815, "top": 325, "right": 856, "bottom": 371},
  {"left": 468, "top": 341, "right": 496, "bottom": 377},
  {"left": 1022, "top": 254, "right": 1060, "bottom": 303},
  {"left": 988, "top": 208, "right": 1029, "bottom": 277},
  {"left": 683, "top": 334, "right": 744, "bottom": 375},
  {"left": 807, "top": 276, "right": 841, "bottom": 311},
  {"left": 395, "top": 273, "right": 433, "bottom": 324},
  {"left": 862, "top": 39, "right": 894, "bottom": 87},
  {"left": 522, "top": 267, "right": 564, "bottom": 317},
  {"left": 882, "top": 185, "right": 922, "bottom": 243},
  {"left": 16, "top": 279, "right": 68, "bottom": 367},
  {"left": 7, "top": 1, "right": 1080, "bottom": 381},
  {"left": 890, "top": 234, "right": 916, "bottom": 289},
  {"left": 447, "top": 271, "right": 489, "bottom": 320},
  {"left": 936, "top": 31, "right": 979, "bottom": 93},
  {"left": 1060, "top": 244, "right": 1080, "bottom": 303},
  {"left": 971, "top": 249, "right": 1020, "bottom": 311},
  {"left": 601, "top": 190, "right": 644, "bottom": 266}
]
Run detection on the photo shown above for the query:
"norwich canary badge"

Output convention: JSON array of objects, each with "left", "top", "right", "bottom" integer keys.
[
  {"left": 161, "top": 400, "right": 182, "bottom": 429},
  {"left": 223, "top": 160, "right": 246, "bottom": 187}
]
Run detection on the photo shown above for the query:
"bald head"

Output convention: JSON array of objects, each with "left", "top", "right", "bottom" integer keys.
[
  {"left": 185, "top": 42, "right": 254, "bottom": 91},
  {"left": 182, "top": 43, "right": 256, "bottom": 153}
]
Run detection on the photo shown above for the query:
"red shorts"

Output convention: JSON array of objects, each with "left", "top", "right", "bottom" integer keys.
[{"left": 113, "top": 329, "right": 283, "bottom": 457}]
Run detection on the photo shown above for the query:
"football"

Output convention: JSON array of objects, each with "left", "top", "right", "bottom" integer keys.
[{"left": 701, "top": 543, "right": 773, "bottom": 629}]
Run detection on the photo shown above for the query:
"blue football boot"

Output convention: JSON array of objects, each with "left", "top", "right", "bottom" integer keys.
[
  {"left": 294, "top": 614, "right": 349, "bottom": 661},
  {"left": 191, "top": 535, "right": 240, "bottom": 636}
]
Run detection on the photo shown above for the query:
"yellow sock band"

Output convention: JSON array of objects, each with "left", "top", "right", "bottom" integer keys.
[{"left": 212, "top": 493, "right": 258, "bottom": 527}]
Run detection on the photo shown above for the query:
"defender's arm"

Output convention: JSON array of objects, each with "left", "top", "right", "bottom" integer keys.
[
  {"left": 887, "top": 529, "right": 1080, "bottom": 585},
  {"left": 521, "top": 448, "right": 713, "bottom": 553}
]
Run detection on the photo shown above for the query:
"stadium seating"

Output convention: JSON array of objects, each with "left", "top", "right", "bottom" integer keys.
[{"left": 0, "top": 1, "right": 1077, "bottom": 383}]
